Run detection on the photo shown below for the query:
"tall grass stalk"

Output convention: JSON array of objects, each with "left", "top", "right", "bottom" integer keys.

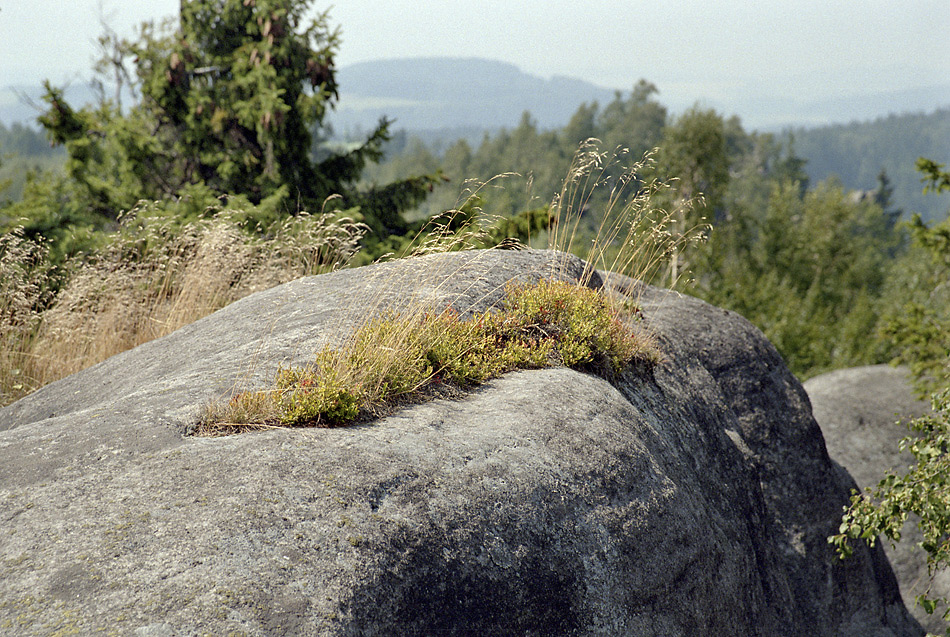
[
  {"left": 548, "top": 140, "right": 707, "bottom": 290},
  {"left": 198, "top": 140, "right": 705, "bottom": 434},
  {"left": 0, "top": 228, "right": 55, "bottom": 405},
  {"left": 0, "top": 204, "right": 366, "bottom": 406}
]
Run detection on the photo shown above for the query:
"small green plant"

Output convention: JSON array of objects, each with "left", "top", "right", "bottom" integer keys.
[
  {"left": 196, "top": 279, "right": 660, "bottom": 434},
  {"left": 831, "top": 389, "right": 950, "bottom": 630}
]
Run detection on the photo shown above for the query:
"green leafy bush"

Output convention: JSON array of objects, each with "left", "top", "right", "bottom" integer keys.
[
  {"left": 831, "top": 390, "right": 950, "bottom": 626},
  {"left": 832, "top": 158, "right": 950, "bottom": 633}
]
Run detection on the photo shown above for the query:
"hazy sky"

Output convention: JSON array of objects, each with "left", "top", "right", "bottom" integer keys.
[{"left": 2, "top": 0, "right": 949, "bottom": 118}]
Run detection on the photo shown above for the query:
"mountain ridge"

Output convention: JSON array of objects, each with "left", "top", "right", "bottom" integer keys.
[
  {"left": 4, "top": 56, "right": 948, "bottom": 136},
  {"left": 332, "top": 56, "right": 620, "bottom": 135},
  {"left": 330, "top": 56, "right": 950, "bottom": 137}
]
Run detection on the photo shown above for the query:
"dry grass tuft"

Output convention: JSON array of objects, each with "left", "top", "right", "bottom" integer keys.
[
  {"left": 195, "top": 279, "right": 661, "bottom": 435},
  {"left": 197, "top": 140, "right": 700, "bottom": 434},
  {"left": 0, "top": 203, "right": 366, "bottom": 405},
  {"left": 0, "top": 228, "right": 55, "bottom": 405}
]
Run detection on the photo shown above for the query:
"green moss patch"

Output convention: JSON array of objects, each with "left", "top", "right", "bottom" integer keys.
[{"left": 196, "top": 279, "right": 660, "bottom": 435}]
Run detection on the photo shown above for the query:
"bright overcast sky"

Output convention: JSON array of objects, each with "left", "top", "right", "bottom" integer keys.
[{"left": 2, "top": 0, "right": 948, "bottom": 111}]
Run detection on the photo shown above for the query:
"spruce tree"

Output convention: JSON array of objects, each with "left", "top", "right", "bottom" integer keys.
[{"left": 37, "top": 0, "right": 436, "bottom": 241}]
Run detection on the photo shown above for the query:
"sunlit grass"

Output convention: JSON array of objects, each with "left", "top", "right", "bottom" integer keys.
[
  {"left": 197, "top": 140, "right": 703, "bottom": 434},
  {"left": 195, "top": 278, "right": 660, "bottom": 435}
]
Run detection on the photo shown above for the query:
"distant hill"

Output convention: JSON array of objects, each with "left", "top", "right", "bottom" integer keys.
[
  {"left": 331, "top": 57, "right": 619, "bottom": 138},
  {"left": 7, "top": 55, "right": 948, "bottom": 138},
  {"left": 330, "top": 57, "right": 950, "bottom": 138},
  {"left": 711, "top": 84, "right": 950, "bottom": 132},
  {"left": 789, "top": 109, "right": 950, "bottom": 222}
]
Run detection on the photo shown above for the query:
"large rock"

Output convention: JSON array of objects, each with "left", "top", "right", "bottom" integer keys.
[
  {"left": 0, "top": 250, "right": 921, "bottom": 636},
  {"left": 805, "top": 365, "right": 947, "bottom": 634}
]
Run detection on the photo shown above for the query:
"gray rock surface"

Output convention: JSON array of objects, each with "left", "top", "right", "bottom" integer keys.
[
  {"left": 806, "top": 365, "right": 947, "bottom": 634},
  {"left": 0, "top": 249, "right": 922, "bottom": 636}
]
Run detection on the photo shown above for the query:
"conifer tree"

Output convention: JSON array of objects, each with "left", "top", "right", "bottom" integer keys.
[{"left": 38, "top": 0, "right": 436, "bottom": 239}]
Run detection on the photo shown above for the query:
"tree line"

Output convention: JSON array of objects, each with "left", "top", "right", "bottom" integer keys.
[
  {"left": 365, "top": 80, "right": 950, "bottom": 381},
  {"left": 789, "top": 108, "right": 950, "bottom": 223}
]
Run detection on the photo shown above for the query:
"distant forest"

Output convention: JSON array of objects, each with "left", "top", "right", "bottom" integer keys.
[
  {"left": 789, "top": 108, "right": 950, "bottom": 222},
  {"left": 4, "top": 102, "right": 948, "bottom": 220},
  {"left": 366, "top": 102, "right": 950, "bottom": 223}
]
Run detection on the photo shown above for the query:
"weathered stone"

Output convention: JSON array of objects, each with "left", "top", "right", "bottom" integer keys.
[
  {"left": 806, "top": 365, "right": 948, "bottom": 635},
  {"left": 0, "top": 250, "right": 921, "bottom": 635}
]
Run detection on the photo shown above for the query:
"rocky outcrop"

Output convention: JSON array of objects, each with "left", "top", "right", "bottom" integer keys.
[
  {"left": 0, "top": 250, "right": 921, "bottom": 635},
  {"left": 806, "top": 365, "right": 946, "bottom": 634}
]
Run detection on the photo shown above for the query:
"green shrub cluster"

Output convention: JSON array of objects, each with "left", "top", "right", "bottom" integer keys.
[
  {"left": 197, "top": 279, "right": 659, "bottom": 433},
  {"left": 831, "top": 389, "right": 950, "bottom": 623},
  {"left": 832, "top": 159, "right": 950, "bottom": 631}
]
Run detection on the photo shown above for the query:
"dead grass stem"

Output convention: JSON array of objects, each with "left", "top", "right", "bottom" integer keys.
[{"left": 0, "top": 204, "right": 366, "bottom": 405}]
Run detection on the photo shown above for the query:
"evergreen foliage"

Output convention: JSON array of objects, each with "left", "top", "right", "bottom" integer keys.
[{"left": 19, "top": 0, "right": 439, "bottom": 259}]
